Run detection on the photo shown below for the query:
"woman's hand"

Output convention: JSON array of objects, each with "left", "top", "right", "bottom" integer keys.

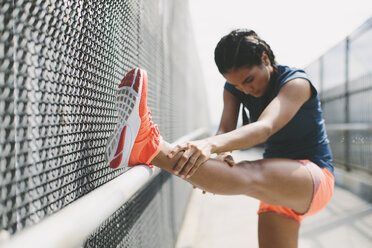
[
  {"left": 168, "top": 139, "right": 213, "bottom": 179},
  {"left": 215, "top": 152, "right": 236, "bottom": 167}
]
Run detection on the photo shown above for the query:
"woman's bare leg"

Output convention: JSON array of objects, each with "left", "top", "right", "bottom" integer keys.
[
  {"left": 258, "top": 213, "right": 299, "bottom": 248},
  {"left": 151, "top": 139, "right": 314, "bottom": 214}
]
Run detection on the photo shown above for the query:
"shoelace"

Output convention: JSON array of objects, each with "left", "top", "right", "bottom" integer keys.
[
  {"left": 136, "top": 110, "right": 158, "bottom": 142},
  {"left": 147, "top": 111, "right": 160, "bottom": 136}
]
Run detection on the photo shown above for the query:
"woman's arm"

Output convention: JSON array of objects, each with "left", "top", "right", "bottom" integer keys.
[
  {"left": 208, "top": 78, "right": 312, "bottom": 153},
  {"left": 216, "top": 89, "right": 240, "bottom": 135},
  {"left": 214, "top": 89, "right": 240, "bottom": 165},
  {"left": 168, "top": 78, "right": 311, "bottom": 178}
]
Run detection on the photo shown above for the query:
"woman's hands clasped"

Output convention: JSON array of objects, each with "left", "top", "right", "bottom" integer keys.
[
  {"left": 167, "top": 139, "right": 236, "bottom": 179},
  {"left": 167, "top": 139, "right": 213, "bottom": 179}
]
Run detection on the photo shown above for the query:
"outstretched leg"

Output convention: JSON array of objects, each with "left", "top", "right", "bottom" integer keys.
[
  {"left": 152, "top": 139, "right": 314, "bottom": 214},
  {"left": 152, "top": 139, "right": 258, "bottom": 196}
]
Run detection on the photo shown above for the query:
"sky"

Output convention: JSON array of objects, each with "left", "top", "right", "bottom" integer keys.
[{"left": 188, "top": 0, "right": 372, "bottom": 130}]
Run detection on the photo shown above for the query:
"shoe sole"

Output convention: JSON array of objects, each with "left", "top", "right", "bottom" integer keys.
[{"left": 105, "top": 68, "right": 144, "bottom": 169}]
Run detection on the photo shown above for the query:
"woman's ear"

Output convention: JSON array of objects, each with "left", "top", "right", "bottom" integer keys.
[{"left": 261, "top": 52, "right": 270, "bottom": 66}]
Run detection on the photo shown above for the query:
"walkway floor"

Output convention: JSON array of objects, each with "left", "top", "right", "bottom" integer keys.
[{"left": 176, "top": 148, "right": 372, "bottom": 248}]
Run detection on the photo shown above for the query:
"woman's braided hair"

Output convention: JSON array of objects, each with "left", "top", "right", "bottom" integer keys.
[{"left": 214, "top": 29, "right": 278, "bottom": 76}]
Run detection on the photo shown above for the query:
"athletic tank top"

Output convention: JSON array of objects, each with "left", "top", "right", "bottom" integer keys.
[{"left": 224, "top": 65, "right": 334, "bottom": 174}]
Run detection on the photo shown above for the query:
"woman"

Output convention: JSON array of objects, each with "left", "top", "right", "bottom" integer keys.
[{"left": 105, "top": 29, "right": 334, "bottom": 248}]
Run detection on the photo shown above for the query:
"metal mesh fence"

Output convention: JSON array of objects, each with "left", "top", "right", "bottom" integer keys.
[
  {"left": 1, "top": 0, "right": 210, "bottom": 246},
  {"left": 84, "top": 172, "right": 176, "bottom": 248},
  {"left": 305, "top": 17, "right": 372, "bottom": 172}
]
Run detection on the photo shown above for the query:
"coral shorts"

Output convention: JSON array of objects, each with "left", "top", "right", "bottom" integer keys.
[{"left": 257, "top": 159, "right": 335, "bottom": 223}]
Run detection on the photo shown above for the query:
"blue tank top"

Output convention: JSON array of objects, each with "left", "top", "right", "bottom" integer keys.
[{"left": 224, "top": 65, "right": 334, "bottom": 174}]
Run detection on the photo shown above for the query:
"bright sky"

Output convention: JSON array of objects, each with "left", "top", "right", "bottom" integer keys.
[{"left": 188, "top": 0, "right": 372, "bottom": 130}]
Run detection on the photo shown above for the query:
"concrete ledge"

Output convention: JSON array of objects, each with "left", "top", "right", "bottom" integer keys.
[{"left": 334, "top": 167, "right": 372, "bottom": 203}]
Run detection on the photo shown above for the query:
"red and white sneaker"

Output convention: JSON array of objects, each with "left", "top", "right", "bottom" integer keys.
[{"left": 105, "top": 68, "right": 161, "bottom": 169}]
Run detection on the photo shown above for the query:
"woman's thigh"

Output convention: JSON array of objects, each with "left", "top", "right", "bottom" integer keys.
[{"left": 240, "top": 158, "right": 314, "bottom": 214}]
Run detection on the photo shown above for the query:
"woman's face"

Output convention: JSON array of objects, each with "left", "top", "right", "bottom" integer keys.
[{"left": 222, "top": 55, "right": 273, "bottom": 98}]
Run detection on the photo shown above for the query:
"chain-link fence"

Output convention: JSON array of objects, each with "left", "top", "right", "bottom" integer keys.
[
  {"left": 305, "top": 17, "right": 372, "bottom": 173},
  {"left": 0, "top": 0, "right": 210, "bottom": 247}
]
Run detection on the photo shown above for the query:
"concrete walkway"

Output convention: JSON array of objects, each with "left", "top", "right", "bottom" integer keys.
[{"left": 176, "top": 148, "right": 372, "bottom": 248}]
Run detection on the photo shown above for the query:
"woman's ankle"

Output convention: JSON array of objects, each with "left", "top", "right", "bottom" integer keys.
[
  {"left": 150, "top": 138, "right": 170, "bottom": 165},
  {"left": 150, "top": 139, "right": 185, "bottom": 174}
]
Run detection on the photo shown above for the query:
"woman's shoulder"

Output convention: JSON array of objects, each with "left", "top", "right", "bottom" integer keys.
[
  {"left": 275, "top": 64, "right": 320, "bottom": 103},
  {"left": 277, "top": 64, "right": 308, "bottom": 79},
  {"left": 276, "top": 64, "right": 311, "bottom": 87}
]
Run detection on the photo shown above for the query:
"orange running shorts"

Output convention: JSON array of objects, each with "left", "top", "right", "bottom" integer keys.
[{"left": 257, "top": 159, "right": 335, "bottom": 223}]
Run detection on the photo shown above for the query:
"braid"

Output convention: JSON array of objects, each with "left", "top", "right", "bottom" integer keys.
[
  {"left": 215, "top": 29, "right": 278, "bottom": 76},
  {"left": 255, "top": 38, "right": 278, "bottom": 76},
  {"left": 231, "top": 29, "right": 257, "bottom": 66}
]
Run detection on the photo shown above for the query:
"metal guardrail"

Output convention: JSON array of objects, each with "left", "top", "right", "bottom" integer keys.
[
  {"left": 326, "top": 123, "right": 372, "bottom": 131},
  {"left": 326, "top": 123, "right": 372, "bottom": 173},
  {"left": 0, "top": 128, "right": 210, "bottom": 248}
]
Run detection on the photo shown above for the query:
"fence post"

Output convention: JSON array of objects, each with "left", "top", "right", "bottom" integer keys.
[
  {"left": 345, "top": 37, "right": 351, "bottom": 171},
  {"left": 319, "top": 56, "right": 324, "bottom": 101}
]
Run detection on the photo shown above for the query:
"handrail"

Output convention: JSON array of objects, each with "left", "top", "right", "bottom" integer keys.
[
  {"left": 0, "top": 128, "right": 210, "bottom": 248},
  {"left": 326, "top": 123, "right": 372, "bottom": 131}
]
